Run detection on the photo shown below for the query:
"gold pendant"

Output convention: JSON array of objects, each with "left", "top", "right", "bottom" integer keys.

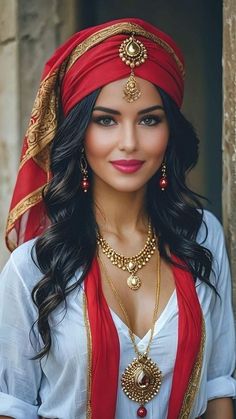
[
  {"left": 121, "top": 353, "right": 162, "bottom": 404},
  {"left": 119, "top": 35, "right": 148, "bottom": 103},
  {"left": 127, "top": 274, "right": 141, "bottom": 290},
  {"left": 123, "top": 73, "right": 141, "bottom": 103}
]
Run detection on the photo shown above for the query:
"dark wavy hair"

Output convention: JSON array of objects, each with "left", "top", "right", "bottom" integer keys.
[{"left": 31, "top": 86, "right": 213, "bottom": 359}]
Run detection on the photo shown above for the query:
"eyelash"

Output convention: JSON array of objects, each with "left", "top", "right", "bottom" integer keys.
[
  {"left": 92, "top": 114, "right": 163, "bottom": 126},
  {"left": 139, "top": 115, "right": 162, "bottom": 126}
]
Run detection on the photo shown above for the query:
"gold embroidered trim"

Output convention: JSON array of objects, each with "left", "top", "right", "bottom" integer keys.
[
  {"left": 19, "top": 72, "right": 58, "bottom": 171},
  {"left": 67, "top": 22, "right": 185, "bottom": 78},
  {"left": 83, "top": 292, "right": 92, "bottom": 419},
  {"left": 179, "top": 317, "right": 206, "bottom": 418},
  {"left": 6, "top": 185, "right": 45, "bottom": 232}
]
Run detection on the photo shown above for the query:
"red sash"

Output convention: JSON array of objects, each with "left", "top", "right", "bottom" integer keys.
[{"left": 85, "top": 257, "right": 203, "bottom": 418}]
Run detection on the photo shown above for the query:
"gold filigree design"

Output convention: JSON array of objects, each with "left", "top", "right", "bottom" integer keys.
[
  {"left": 6, "top": 185, "right": 45, "bottom": 232},
  {"left": 19, "top": 72, "right": 58, "bottom": 171},
  {"left": 119, "top": 34, "right": 148, "bottom": 102},
  {"left": 179, "top": 318, "right": 206, "bottom": 418},
  {"left": 123, "top": 73, "right": 142, "bottom": 102},
  {"left": 83, "top": 292, "right": 92, "bottom": 419},
  {"left": 121, "top": 353, "right": 162, "bottom": 403},
  {"left": 119, "top": 34, "right": 148, "bottom": 68},
  {"left": 32, "top": 147, "right": 51, "bottom": 172},
  {"left": 66, "top": 22, "right": 185, "bottom": 78}
]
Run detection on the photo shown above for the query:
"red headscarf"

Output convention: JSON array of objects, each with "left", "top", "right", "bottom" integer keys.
[{"left": 6, "top": 17, "right": 184, "bottom": 250}]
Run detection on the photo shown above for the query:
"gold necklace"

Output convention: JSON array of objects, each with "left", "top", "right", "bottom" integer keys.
[
  {"left": 99, "top": 252, "right": 162, "bottom": 418},
  {"left": 97, "top": 221, "right": 157, "bottom": 291}
]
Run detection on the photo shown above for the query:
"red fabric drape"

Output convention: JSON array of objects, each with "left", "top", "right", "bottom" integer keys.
[{"left": 85, "top": 257, "right": 202, "bottom": 418}]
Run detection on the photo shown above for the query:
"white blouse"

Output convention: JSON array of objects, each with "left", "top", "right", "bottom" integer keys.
[{"left": 0, "top": 210, "right": 235, "bottom": 418}]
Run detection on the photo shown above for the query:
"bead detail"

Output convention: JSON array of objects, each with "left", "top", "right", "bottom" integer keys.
[
  {"left": 159, "top": 177, "right": 168, "bottom": 191},
  {"left": 159, "top": 161, "right": 168, "bottom": 191},
  {"left": 137, "top": 406, "right": 147, "bottom": 417},
  {"left": 81, "top": 178, "right": 90, "bottom": 192}
]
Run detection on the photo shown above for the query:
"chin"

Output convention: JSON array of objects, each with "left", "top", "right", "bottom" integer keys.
[{"left": 105, "top": 180, "right": 148, "bottom": 193}]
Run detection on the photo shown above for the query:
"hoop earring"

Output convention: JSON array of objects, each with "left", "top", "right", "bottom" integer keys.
[
  {"left": 159, "top": 161, "right": 168, "bottom": 191},
  {"left": 80, "top": 149, "right": 90, "bottom": 193}
]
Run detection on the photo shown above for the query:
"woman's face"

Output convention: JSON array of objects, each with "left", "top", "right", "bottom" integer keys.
[{"left": 84, "top": 77, "right": 169, "bottom": 193}]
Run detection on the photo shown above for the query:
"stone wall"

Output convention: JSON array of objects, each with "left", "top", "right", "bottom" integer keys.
[
  {"left": 0, "top": 0, "right": 20, "bottom": 266},
  {"left": 222, "top": 0, "right": 236, "bottom": 320},
  {"left": 0, "top": 0, "right": 77, "bottom": 267}
]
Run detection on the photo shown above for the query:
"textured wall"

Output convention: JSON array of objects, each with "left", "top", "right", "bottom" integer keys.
[
  {"left": 223, "top": 0, "right": 236, "bottom": 319},
  {"left": 0, "top": 0, "right": 76, "bottom": 267},
  {"left": 0, "top": 0, "right": 20, "bottom": 266}
]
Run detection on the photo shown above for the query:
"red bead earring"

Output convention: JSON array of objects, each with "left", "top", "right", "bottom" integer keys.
[
  {"left": 80, "top": 149, "right": 90, "bottom": 193},
  {"left": 159, "top": 161, "right": 168, "bottom": 191}
]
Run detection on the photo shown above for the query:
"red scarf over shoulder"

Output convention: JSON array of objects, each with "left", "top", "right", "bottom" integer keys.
[{"left": 85, "top": 257, "right": 204, "bottom": 418}]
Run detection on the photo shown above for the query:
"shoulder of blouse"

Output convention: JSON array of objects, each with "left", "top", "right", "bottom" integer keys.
[
  {"left": 5, "top": 237, "right": 43, "bottom": 293},
  {"left": 197, "top": 209, "right": 230, "bottom": 287},
  {"left": 197, "top": 209, "right": 225, "bottom": 249},
  {"left": 7, "top": 237, "right": 84, "bottom": 292}
]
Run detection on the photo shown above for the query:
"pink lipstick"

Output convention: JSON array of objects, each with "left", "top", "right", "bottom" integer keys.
[{"left": 110, "top": 159, "right": 144, "bottom": 174}]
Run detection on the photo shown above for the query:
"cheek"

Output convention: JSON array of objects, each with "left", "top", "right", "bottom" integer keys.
[
  {"left": 142, "top": 127, "right": 169, "bottom": 158},
  {"left": 84, "top": 127, "right": 112, "bottom": 160}
]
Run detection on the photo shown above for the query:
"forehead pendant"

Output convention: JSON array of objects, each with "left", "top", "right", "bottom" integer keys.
[{"left": 119, "top": 34, "right": 148, "bottom": 103}]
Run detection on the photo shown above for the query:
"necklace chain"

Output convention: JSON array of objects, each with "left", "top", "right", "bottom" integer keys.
[
  {"left": 99, "top": 249, "right": 161, "bottom": 357},
  {"left": 97, "top": 221, "right": 157, "bottom": 291},
  {"left": 97, "top": 221, "right": 156, "bottom": 272}
]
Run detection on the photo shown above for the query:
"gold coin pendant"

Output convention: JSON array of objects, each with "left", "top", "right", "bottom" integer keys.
[{"left": 127, "top": 274, "right": 141, "bottom": 290}]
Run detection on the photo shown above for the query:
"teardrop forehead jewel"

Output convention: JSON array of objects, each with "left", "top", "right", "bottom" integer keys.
[{"left": 119, "top": 33, "right": 148, "bottom": 103}]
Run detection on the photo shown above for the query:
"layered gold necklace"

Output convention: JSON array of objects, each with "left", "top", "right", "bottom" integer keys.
[
  {"left": 97, "top": 221, "right": 157, "bottom": 291},
  {"left": 99, "top": 250, "right": 162, "bottom": 418}
]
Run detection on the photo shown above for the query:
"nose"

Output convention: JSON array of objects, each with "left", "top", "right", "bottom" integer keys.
[{"left": 118, "top": 122, "right": 138, "bottom": 153}]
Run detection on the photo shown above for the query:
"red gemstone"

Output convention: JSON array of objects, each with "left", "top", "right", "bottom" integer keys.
[
  {"left": 137, "top": 370, "right": 150, "bottom": 388},
  {"left": 137, "top": 406, "right": 147, "bottom": 417},
  {"left": 159, "top": 177, "right": 168, "bottom": 190},
  {"left": 81, "top": 179, "right": 90, "bottom": 191}
]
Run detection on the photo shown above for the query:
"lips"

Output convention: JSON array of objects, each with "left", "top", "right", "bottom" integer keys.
[{"left": 110, "top": 159, "right": 144, "bottom": 174}]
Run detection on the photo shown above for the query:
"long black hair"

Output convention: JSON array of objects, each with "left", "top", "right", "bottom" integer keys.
[{"left": 31, "top": 86, "right": 212, "bottom": 359}]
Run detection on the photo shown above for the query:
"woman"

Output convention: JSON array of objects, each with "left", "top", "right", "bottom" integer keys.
[{"left": 0, "top": 17, "right": 235, "bottom": 419}]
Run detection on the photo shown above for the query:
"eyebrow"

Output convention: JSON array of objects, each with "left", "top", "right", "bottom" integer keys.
[{"left": 92, "top": 105, "right": 165, "bottom": 115}]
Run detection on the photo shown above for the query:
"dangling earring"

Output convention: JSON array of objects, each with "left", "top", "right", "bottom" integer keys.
[
  {"left": 159, "top": 161, "right": 168, "bottom": 191},
  {"left": 80, "top": 149, "right": 90, "bottom": 193}
]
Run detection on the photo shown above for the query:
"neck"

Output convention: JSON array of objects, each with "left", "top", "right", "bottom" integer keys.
[{"left": 93, "top": 180, "right": 148, "bottom": 237}]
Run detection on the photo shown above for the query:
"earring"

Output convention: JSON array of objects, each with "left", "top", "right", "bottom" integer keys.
[
  {"left": 80, "top": 149, "right": 90, "bottom": 193},
  {"left": 159, "top": 161, "right": 168, "bottom": 191}
]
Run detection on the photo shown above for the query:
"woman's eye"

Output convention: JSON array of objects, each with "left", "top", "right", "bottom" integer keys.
[
  {"left": 93, "top": 116, "right": 116, "bottom": 126},
  {"left": 140, "top": 116, "right": 162, "bottom": 126}
]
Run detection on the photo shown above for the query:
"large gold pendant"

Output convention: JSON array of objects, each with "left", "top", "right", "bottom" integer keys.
[
  {"left": 121, "top": 353, "right": 162, "bottom": 404},
  {"left": 127, "top": 274, "right": 141, "bottom": 290}
]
